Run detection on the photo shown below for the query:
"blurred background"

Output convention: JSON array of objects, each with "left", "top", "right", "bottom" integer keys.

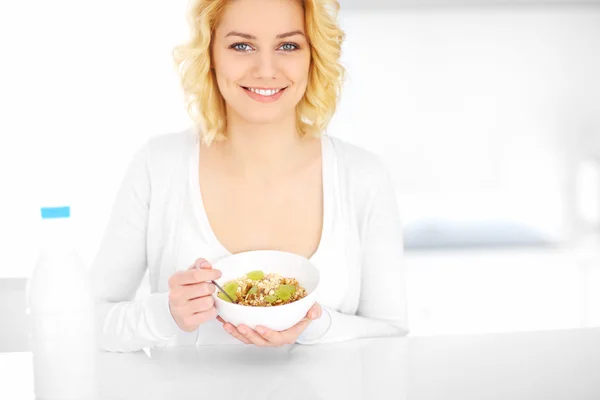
[{"left": 1, "top": 0, "right": 599, "bottom": 351}]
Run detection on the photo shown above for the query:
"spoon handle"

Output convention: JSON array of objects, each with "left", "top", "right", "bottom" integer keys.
[
  {"left": 211, "top": 280, "right": 235, "bottom": 303},
  {"left": 190, "top": 262, "right": 236, "bottom": 303}
]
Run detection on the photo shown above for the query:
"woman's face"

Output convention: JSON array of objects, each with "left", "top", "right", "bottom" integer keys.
[{"left": 211, "top": 0, "right": 311, "bottom": 126}]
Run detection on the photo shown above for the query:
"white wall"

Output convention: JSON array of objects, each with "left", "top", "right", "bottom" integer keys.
[
  {"left": 0, "top": 1, "right": 193, "bottom": 278},
  {"left": 331, "top": 4, "right": 600, "bottom": 246},
  {"left": 1, "top": 2, "right": 599, "bottom": 278}
]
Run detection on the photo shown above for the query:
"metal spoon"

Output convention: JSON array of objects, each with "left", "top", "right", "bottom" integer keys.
[
  {"left": 190, "top": 263, "right": 235, "bottom": 303},
  {"left": 211, "top": 280, "right": 235, "bottom": 303}
]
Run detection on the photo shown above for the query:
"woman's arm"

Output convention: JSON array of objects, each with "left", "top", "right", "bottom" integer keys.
[
  {"left": 296, "top": 161, "right": 409, "bottom": 344},
  {"left": 90, "top": 141, "right": 181, "bottom": 352}
]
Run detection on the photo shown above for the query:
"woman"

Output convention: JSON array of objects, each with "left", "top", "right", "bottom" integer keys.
[{"left": 91, "top": 0, "right": 408, "bottom": 352}]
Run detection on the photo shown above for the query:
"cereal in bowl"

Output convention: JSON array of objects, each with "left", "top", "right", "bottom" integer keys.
[{"left": 217, "top": 270, "right": 307, "bottom": 306}]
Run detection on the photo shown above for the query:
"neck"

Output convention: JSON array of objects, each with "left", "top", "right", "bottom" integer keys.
[{"left": 215, "top": 109, "right": 310, "bottom": 180}]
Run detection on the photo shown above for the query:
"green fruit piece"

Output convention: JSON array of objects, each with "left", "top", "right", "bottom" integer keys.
[
  {"left": 218, "top": 291, "right": 233, "bottom": 303},
  {"left": 275, "top": 284, "right": 296, "bottom": 301},
  {"left": 223, "top": 282, "right": 238, "bottom": 292},
  {"left": 265, "top": 295, "right": 277, "bottom": 304},
  {"left": 226, "top": 290, "right": 237, "bottom": 300},
  {"left": 280, "top": 284, "right": 296, "bottom": 292},
  {"left": 222, "top": 282, "right": 238, "bottom": 300},
  {"left": 247, "top": 286, "right": 258, "bottom": 295},
  {"left": 247, "top": 270, "right": 265, "bottom": 281},
  {"left": 276, "top": 291, "right": 291, "bottom": 301}
]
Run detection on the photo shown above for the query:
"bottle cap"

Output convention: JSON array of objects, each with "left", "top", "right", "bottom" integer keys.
[{"left": 41, "top": 206, "right": 71, "bottom": 219}]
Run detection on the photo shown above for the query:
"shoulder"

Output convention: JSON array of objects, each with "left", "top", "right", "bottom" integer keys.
[
  {"left": 326, "top": 135, "right": 400, "bottom": 235},
  {"left": 326, "top": 135, "right": 391, "bottom": 190},
  {"left": 138, "top": 127, "right": 197, "bottom": 175},
  {"left": 146, "top": 127, "right": 197, "bottom": 161}
]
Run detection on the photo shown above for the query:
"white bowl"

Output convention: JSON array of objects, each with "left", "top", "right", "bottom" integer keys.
[{"left": 211, "top": 250, "right": 320, "bottom": 331}]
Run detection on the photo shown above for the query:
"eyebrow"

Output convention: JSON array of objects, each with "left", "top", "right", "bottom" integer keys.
[{"left": 224, "top": 30, "right": 305, "bottom": 40}]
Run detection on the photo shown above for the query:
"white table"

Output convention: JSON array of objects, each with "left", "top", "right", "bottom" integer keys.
[{"left": 2, "top": 328, "right": 599, "bottom": 400}]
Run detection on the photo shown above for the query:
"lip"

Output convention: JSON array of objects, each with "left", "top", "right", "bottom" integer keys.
[
  {"left": 243, "top": 86, "right": 286, "bottom": 90},
  {"left": 240, "top": 85, "right": 288, "bottom": 103}
]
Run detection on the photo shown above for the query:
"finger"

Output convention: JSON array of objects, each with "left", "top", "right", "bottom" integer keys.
[
  {"left": 182, "top": 307, "right": 218, "bottom": 329},
  {"left": 215, "top": 317, "right": 251, "bottom": 344},
  {"left": 169, "top": 268, "right": 222, "bottom": 287},
  {"left": 308, "top": 303, "right": 322, "bottom": 320},
  {"left": 186, "top": 258, "right": 221, "bottom": 285},
  {"left": 222, "top": 323, "right": 251, "bottom": 344},
  {"left": 187, "top": 295, "right": 215, "bottom": 313},
  {"left": 189, "top": 258, "right": 212, "bottom": 270},
  {"left": 255, "top": 326, "right": 291, "bottom": 346},
  {"left": 294, "top": 304, "right": 321, "bottom": 322},
  {"left": 188, "top": 267, "right": 222, "bottom": 285},
  {"left": 169, "top": 258, "right": 219, "bottom": 288},
  {"left": 180, "top": 282, "right": 216, "bottom": 300},
  {"left": 284, "top": 318, "right": 313, "bottom": 339},
  {"left": 237, "top": 325, "right": 271, "bottom": 347}
]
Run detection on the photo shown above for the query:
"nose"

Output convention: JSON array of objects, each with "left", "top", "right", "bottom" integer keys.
[{"left": 252, "top": 50, "right": 277, "bottom": 80}]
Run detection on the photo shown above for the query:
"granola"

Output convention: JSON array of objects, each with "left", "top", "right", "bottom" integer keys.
[{"left": 217, "top": 270, "right": 307, "bottom": 307}]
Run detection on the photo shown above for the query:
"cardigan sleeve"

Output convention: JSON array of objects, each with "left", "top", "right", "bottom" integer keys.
[
  {"left": 297, "top": 157, "right": 409, "bottom": 344},
  {"left": 89, "top": 141, "right": 182, "bottom": 352}
]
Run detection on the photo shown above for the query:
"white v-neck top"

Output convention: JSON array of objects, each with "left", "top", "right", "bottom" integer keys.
[
  {"left": 185, "top": 132, "right": 333, "bottom": 266},
  {"left": 90, "top": 128, "right": 409, "bottom": 352}
]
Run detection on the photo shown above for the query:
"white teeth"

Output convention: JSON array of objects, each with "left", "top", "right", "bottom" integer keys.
[{"left": 247, "top": 87, "right": 282, "bottom": 96}]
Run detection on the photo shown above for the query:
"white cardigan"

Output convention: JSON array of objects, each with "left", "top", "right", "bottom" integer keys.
[{"left": 90, "top": 128, "right": 409, "bottom": 352}]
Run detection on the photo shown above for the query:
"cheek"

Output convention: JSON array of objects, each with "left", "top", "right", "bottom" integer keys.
[
  {"left": 286, "top": 56, "right": 310, "bottom": 87},
  {"left": 215, "top": 63, "right": 243, "bottom": 87},
  {"left": 213, "top": 51, "right": 247, "bottom": 87}
]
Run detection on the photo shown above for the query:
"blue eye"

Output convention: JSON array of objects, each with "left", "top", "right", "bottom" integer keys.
[
  {"left": 280, "top": 43, "right": 299, "bottom": 52},
  {"left": 231, "top": 43, "right": 253, "bottom": 52},
  {"left": 229, "top": 42, "right": 299, "bottom": 52}
]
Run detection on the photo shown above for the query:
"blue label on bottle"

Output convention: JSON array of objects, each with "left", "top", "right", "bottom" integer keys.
[{"left": 41, "top": 207, "right": 70, "bottom": 219}]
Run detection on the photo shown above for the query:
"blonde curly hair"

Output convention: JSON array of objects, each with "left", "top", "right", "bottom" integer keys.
[{"left": 172, "top": 0, "right": 346, "bottom": 146}]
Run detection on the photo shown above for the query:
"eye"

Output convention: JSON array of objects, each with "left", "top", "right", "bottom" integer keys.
[
  {"left": 280, "top": 43, "right": 300, "bottom": 52},
  {"left": 230, "top": 42, "right": 253, "bottom": 52}
]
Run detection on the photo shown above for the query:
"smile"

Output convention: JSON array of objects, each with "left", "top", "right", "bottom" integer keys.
[{"left": 240, "top": 85, "right": 288, "bottom": 103}]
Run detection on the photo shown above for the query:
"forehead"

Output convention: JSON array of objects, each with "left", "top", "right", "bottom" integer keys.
[{"left": 216, "top": 0, "right": 305, "bottom": 37}]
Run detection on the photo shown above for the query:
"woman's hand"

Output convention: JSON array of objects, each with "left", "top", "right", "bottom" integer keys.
[
  {"left": 217, "top": 303, "right": 323, "bottom": 346},
  {"left": 168, "top": 258, "right": 222, "bottom": 332}
]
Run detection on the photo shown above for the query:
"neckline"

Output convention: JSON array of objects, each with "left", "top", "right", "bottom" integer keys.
[{"left": 188, "top": 135, "right": 332, "bottom": 263}]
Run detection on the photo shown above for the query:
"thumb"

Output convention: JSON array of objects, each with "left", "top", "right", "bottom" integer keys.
[{"left": 189, "top": 258, "right": 212, "bottom": 270}]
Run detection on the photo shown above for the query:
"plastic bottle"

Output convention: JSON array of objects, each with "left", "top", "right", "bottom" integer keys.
[{"left": 27, "top": 206, "right": 98, "bottom": 400}]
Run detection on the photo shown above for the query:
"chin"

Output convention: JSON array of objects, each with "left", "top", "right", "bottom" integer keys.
[
  {"left": 232, "top": 104, "right": 292, "bottom": 125},
  {"left": 243, "top": 113, "right": 284, "bottom": 125}
]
